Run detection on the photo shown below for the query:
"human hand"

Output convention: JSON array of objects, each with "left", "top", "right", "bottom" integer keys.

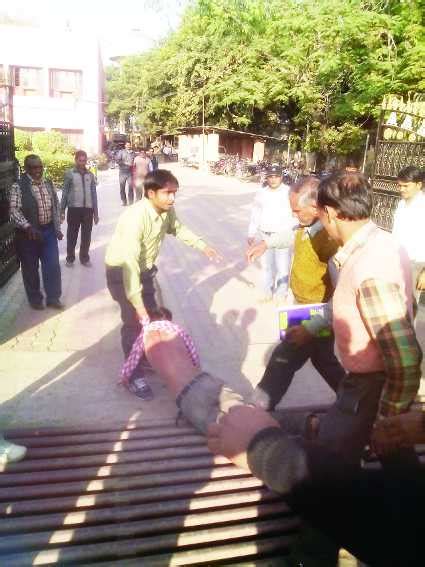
[
  {"left": 207, "top": 405, "right": 280, "bottom": 470},
  {"left": 60, "top": 213, "right": 65, "bottom": 224},
  {"left": 94, "top": 215, "right": 99, "bottom": 225},
  {"left": 25, "top": 226, "right": 41, "bottom": 240},
  {"left": 416, "top": 270, "right": 425, "bottom": 291},
  {"left": 371, "top": 411, "right": 425, "bottom": 456},
  {"left": 203, "top": 246, "right": 223, "bottom": 263},
  {"left": 56, "top": 231, "right": 64, "bottom": 240},
  {"left": 247, "top": 237, "right": 255, "bottom": 247},
  {"left": 286, "top": 325, "right": 313, "bottom": 346},
  {"left": 246, "top": 241, "right": 267, "bottom": 263}
]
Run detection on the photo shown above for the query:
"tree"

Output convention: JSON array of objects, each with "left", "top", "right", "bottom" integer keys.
[{"left": 105, "top": 0, "right": 425, "bottom": 154}]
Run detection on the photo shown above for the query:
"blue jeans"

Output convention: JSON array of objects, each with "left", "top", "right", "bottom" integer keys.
[
  {"left": 259, "top": 243, "right": 290, "bottom": 297},
  {"left": 15, "top": 223, "right": 62, "bottom": 305}
]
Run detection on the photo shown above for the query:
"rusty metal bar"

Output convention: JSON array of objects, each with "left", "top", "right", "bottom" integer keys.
[
  {"left": 1, "top": 445, "right": 211, "bottom": 474},
  {"left": 0, "top": 454, "right": 230, "bottom": 488},
  {"left": 0, "top": 488, "right": 281, "bottom": 535},
  {"left": 0, "top": 476, "right": 264, "bottom": 517},
  {"left": 78, "top": 537, "right": 293, "bottom": 566},
  {"left": 0, "top": 465, "right": 249, "bottom": 502},
  {"left": 1, "top": 518, "right": 292, "bottom": 565},
  {"left": 0, "top": 501, "right": 297, "bottom": 552},
  {"left": 6, "top": 426, "right": 196, "bottom": 448},
  {"left": 20, "top": 433, "right": 205, "bottom": 460}
]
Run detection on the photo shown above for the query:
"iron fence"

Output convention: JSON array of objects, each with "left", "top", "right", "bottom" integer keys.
[{"left": 371, "top": 94, "right": 425, "bottom": 231}]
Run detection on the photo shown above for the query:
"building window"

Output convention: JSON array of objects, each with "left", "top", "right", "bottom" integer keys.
[
  {"left": 53, "top": 129, "right": 84, "bottom": 148},
  {"left": 12, "top": 66, "right": 43, "bottom": 96},
  {"left": 49, "top": 69, "right": 82, "bottom": 99}
]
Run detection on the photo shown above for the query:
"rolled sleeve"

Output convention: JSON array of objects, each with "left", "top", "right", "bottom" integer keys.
[{"left": 358, "top": 278, "right": 422, "bottom": 417}]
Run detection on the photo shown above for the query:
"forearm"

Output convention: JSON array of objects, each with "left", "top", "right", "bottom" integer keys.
[{"left": 10, "top": 209, "right": 30, "bottom": 229}]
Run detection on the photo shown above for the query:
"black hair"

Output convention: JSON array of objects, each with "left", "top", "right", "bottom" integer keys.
[
  {"left": 317, "top": 172, "right": 372, "bottom": 220},
  {"left": 75, "top": 149, "right": 87, "bottom": 160},
  {"left": 144, "top": 169, "right": 179, "bottom": 198},
  {"left": 397, "top": 166, "right": 423, "bottom": 183},
  {"left": 24, "top": 154, "right": 42, "bottom": 169}
]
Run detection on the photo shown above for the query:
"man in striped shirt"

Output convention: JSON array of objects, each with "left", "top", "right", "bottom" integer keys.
[{"left": 9, "top": 154, "right": 63, "bottom": 310}]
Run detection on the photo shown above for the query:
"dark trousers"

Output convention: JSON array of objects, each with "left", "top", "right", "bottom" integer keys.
[
  {"left": 15, "top": 223, "right": 61, "bottom": 305},
  {"left": 66, "top": 207, "right": 94, "bottom": 263},
  {"left": 256, "top": 335, "right": 346, "bottom": 410},
  {"left": 106, "top": 265, "right": 160, "bottom": 379},
  {"left": 119, "top": 171, "right": 133, "bottom": 205}
]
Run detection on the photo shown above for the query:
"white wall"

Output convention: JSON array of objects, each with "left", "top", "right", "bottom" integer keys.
[{"left": 1, "top": 25, "right": 103, "bottom": 154}]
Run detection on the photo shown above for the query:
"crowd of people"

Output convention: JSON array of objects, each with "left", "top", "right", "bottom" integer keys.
[{"left": 2, "top": 152, "right": 425, "bottom": 565}]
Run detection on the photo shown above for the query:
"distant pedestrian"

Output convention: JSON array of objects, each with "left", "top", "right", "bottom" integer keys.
[
  {"left": 9, "top": 154, "right": 64, "bottom": 310},
  {"left": 133, "top": 149, "right": 151, "bottom": 200},
  {"left": 116, "top": 141, "right": 135, "bottom": 206},
  {"left": 61, "top": 150, "right": 99, "bottom": 268},
  {"left": 147, "top": 148, "right": 158, "bottom": 171},
  {"left": 392, "top": 166, "right": 425, "bottom": 302},
  {"left": 247, "top": 165, "right": 295, "bottom": 304}
]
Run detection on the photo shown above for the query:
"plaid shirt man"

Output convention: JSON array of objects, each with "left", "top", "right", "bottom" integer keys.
[
  {"left": 9, "top": 176, "right": 54, "bottom": 229},
  {"left": 334, "top": 221, "right": 422, "bottom": 418}
]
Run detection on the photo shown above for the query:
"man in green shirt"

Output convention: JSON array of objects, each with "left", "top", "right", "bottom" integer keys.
[{"left": 105, "top": 169, "right": 222, "bottom": 400}]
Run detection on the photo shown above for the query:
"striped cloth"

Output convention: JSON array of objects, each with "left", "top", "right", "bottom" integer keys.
[{"left": 121, "top": 320, "right": 200, "bottom": 384}]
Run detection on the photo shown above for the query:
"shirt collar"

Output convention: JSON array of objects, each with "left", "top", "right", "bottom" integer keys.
[
  {"left": 303, "top": 219, "right": 322, "bottom": 237},
  {"left": 26, "top": 173, "right": 44, "bottom": 187},
  {"left": 333, "top": 220, "right": 377, "bottom": 269},
  {"left": 145, "top": 198, "right": 169, "bottom": 222}
]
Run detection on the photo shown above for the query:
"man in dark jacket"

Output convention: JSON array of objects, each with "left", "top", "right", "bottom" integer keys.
[
  {"left": 9, "top": 154, "right": 63, "bottom": 310},
  {"left": 116, "top": 142, "right": 135, "bottom": 206},
  {"left": 61, "top": 150, "right": 99, "bottom": 267}
]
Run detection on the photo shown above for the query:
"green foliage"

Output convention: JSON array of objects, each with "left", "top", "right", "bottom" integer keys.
[
  {"left": 106, "top": 0, "right": 425, "bottom": 155},
  {"left": 32, "top": 131, "right": 74, "bottom": 156},
  {"left": 14, "top": 129, "right": 75, "bottom": 186},
  {"left": 14, "top": 129, "right": 32, "bottom": 152}
]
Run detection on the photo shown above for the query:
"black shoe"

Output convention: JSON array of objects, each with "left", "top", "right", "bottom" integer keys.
[
  {"left": 30, "top": 302, "right": 44, "bottom": 310},
  {"left": 80, "top": 260, "right": 92, "bottom": 267},
  {"left": 46, "top": 300, "right": 65, "bottom": 310},
  {"left": 65, "top": 259, "right": 74, "bottom": 267},
  {"left": 127, "top": 376, "right": 154, "bottom": 400},
  {"left": 122, "top": 201, "right": 127, "bottom": 207}
]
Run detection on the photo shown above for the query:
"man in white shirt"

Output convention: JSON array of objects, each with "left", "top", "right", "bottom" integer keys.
[
  {"left": 247, "top": 165, "right": 294, "bottom": 303},
  {"left": 392, "top": 166, "right": 425, "bottom": 302}
]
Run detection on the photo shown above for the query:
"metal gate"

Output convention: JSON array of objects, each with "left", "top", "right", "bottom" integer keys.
[
  {"left": 0, "top": 83, "right": 18, "bottom": 287},
  {"left": 371, "top": 94, "right": 425, "bottom": 231}
]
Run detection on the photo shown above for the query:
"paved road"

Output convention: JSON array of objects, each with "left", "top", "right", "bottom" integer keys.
[{"left": 0, "top": 165, "right": 423, "bottom": 429}]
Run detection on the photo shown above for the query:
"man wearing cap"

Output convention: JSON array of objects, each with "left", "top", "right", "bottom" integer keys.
[{"left": 247, "top": 165, "right": 295, "bottom": 303}]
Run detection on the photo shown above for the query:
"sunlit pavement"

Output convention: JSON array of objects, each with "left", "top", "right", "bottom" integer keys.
[{"left": 0, "top": 165, "right": 423, "bottom": 429}]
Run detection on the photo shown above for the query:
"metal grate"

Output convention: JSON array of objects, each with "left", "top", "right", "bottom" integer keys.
[{"left": 0, "top": 419, "right": 299, "bottom": 565}]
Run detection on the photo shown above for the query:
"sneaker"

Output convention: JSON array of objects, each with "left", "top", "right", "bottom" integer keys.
[
  {"left": 127, "top": 376, "right": 154, "bottom": 400},
  {"left": 0, "top": 438, "right": 27, "bottom": 465},
  {"left": 65, "top": 259, "right": 74, "bottom": 267}
]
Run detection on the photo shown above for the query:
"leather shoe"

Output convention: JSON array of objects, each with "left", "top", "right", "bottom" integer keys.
[
  {"left": 30, "top": 302, "right": 44, "bottom": 310},
  {"left": 46, "top": 300, "right": 65, "bottom": 310}
]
